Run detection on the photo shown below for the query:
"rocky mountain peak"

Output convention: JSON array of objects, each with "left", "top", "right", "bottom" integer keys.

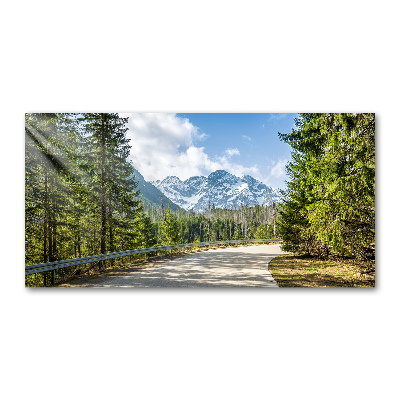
[{"left": 151, "top": 170, "right": 281, "bottom": 212}]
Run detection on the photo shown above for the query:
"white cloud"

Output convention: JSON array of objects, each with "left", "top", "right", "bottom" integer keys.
[
  {"left": 268, "top": 113, "right": 287, "bottom": 121},
  {"left": 215, "top": 154, "right": 260, "bottom": 178},
  {"left": 224, "top": 148, "right": 240, "bottom": 158},
  {"left": 269, "top": 159, "right": 287, "bottom": 179},
  {"left": 122, "top": 113, "right": 261, "bottom": 182},
  {"left": 242, "top": 135, "right": 252, "bottom": 141}
]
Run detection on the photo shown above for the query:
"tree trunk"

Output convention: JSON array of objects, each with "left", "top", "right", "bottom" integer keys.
[
  {"left": 51, "top": 185, "right": 57, "bottom": 261},
  {"left": 78, "top": 234, "right": 81, "bottom": 258},
  {"left": 108, "top": 193, "right": 114, "bottom": 265},
  {"left": 47, "top": 175, "right": 56, "bottom": 263},
  {"left": 100, "top": 114, "right": 106, "bottom": 267},
  {"left": 43, "top": 171, "right": 48, "bottom": 263}
]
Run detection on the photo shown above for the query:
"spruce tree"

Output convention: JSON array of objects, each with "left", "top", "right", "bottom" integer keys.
[
  {"left": 255, "top": 223, "right": 268, "bottom": 239},
  {"left": 133, "top": 199, "right": 157, "bottom": 249},
  {"left": 278, "top": 113, "right": 375, "bottom": 259},
  {"left": 160, "top": 204, "right": 180, "bottom": 245},
  {"left": 25, "top": 113, "right": 83, "bottom": 265},
  {"left": 82, "top": 113, "right": 140, "bottom": 261}
]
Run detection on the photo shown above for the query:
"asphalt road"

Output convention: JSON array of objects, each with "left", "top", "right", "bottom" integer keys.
[{"left": 89, "top": 244, "right": 284, "bottom": 288}]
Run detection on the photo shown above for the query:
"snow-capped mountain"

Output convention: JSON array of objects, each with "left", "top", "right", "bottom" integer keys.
[{"left": 151, "top": 170, "right": 281, "bottom": 212}]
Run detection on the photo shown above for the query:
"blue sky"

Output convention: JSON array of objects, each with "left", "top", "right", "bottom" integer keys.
[{"left": 121, "top": 113, "right": 297, "bottom": 190}]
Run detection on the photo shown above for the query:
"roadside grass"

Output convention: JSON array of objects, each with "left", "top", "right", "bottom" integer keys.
[{"left": 268, "top": 254, "right": 375, "bottom": 287}]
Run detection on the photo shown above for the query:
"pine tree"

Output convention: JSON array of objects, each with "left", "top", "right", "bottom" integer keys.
[
  {"left": 25, "top": 113, "right": 83, "bottom": 264},
  {"left": 278, "top": 113, "right": 375, "bottom": 259},
  {"left": 233, "top": 222, "right": 244, "bottom": 239},
  {"left": 134, "top": 199, "right": 157, "bottom": 248},
  {"left": 25, "top": 112, "right": 144, "bottom": 283},
  {"left": 255, "top": 223, "right": 268, "bottom": 239},
  {"left": 160, "top": 204, "right": 180, "bottom": 245},
  {"left": 82, "top": 113, "right": 140, "bottom": 262}
]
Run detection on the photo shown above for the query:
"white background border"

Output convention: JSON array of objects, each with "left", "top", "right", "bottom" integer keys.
[{"left": 2, "top": 1, "right": 398, "bottom": 399}]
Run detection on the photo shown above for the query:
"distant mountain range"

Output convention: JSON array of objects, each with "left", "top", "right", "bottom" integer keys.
[{"left": 149, "top": 169, "right": 281, "bottom": 212}]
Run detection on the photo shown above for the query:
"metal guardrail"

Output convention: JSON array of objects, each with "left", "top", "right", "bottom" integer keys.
[{"left": 25, "top": 239, "right": 282, "bottom": 284}]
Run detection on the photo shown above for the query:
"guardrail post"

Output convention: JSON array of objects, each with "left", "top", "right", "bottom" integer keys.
[{"left": 51, "top": 270, "right": 55, "bottom": 286}]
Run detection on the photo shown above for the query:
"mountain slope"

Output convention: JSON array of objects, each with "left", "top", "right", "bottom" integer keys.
[
  {"left": 132, "top": 169, "right": 181, "bottom": 211},
  {"left": 151, "top": 170, "right": 281, "bottom": 212}
]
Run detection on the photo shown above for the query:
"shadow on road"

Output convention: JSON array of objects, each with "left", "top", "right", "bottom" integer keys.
[{"left": 93, "top": 249, "right": 282, "bottom": 288}]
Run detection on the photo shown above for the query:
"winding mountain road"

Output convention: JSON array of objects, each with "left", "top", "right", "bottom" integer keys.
[{"left": 86, "top": 244, "right": 284, "bottom": 288}]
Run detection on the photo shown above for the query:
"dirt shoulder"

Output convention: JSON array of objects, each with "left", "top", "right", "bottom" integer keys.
[{"left": 268, "top": 254, "right": 375, "bottom": 287}]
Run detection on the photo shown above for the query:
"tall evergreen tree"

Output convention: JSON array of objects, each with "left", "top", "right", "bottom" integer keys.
[
  {"left": 278, "top": 113, "right": 375, "bottom": 259},
  {"left": 25, "top": 113, "right": 83, "bottom": 265},
  {"left": 133, "top": 199, "right": 157, "bottom": 249},
  {"left": 25, "top": 113, "right": 144, "bottom": 285},
  {"left": 255, "top": 223, "right": 268, "bottom": 239},
  {"left": 160, "top": 204, "right": 180, "bottom": 245},
  {"left": 82, "top": 113, "right": 140, "bottom": 261}
]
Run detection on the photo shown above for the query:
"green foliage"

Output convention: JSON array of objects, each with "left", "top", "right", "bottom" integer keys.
[
  {"left": 130, "top": 199, "right": 157, "bottom": 249},
  {"left": 25, "top": 113, "right": 149, "bottom": 285},
  {"left": 255, "top": 223, "right": 268, "bottom": 239},
  {"left": 160, "top": 205, "right": 181, "bottom": 245},
  {"left": 278, "top": 113, "right": 375, "bottom": 259},
  {"left": 233, "top": 223, "right": 244, "bottom": 239},
  {"left": 82, "top": 113, "right": 139, "bottom": 257}
]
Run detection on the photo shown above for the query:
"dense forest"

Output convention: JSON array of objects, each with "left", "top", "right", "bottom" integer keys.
[
  {"left": 25, "top": 113, "right": 277, "bottom": 286},
  {"left": 278, "top": 113, "right": 375, "bottom": 260},
  {"left": 148, "top": 202, "right": 278, "bottom": 244}
]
